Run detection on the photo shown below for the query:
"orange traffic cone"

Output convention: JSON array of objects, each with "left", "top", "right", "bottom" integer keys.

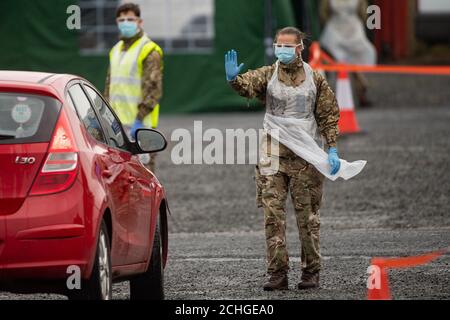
[{"left": 336, "top": 71, "right": 361, "bottom": 134}]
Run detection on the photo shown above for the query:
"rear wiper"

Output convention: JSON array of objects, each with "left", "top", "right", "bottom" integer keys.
[{"left": 0, "top": 134, "right": 15, "bottom": 140}]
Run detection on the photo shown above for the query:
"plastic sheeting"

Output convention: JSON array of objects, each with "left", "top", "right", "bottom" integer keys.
[{"left": 263, "top": 113, "right": 367, "bottom": 181}]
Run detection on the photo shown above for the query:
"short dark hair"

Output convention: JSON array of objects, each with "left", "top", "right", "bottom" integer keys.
[
  {"left": 116, "top": 3, "right": 141, "bottom": 18},
  {"left": 275, "top": 27, "right": 305, "bottom": 43}
]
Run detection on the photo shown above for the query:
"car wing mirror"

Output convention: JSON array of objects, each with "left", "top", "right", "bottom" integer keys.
[{"left": 135, "top": 128, "right": 167, "bottom": 154}]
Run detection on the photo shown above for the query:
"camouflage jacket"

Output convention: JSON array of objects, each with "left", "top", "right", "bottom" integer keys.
[
  {"left": 104, "top": 30, "right": 163, "bottom": 121},
  {"left": 229, "top": 56, "right": 339, "bottom": 149}
]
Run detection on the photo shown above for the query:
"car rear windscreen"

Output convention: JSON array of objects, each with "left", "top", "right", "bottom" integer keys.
[{"left": 0, "top": 92, "right": 61, "bottom": 144}]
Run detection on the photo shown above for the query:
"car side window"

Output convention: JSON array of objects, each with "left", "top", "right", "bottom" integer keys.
[
  {"left": 67, "top": 84, "right": 107, "bottom": 144},
  {"left": 83, "top": 85, "right": 126, "bottom": 150}
]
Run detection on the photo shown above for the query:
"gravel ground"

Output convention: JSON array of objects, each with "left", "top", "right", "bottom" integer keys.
[
  {"left": 157, "top": 104, "right": 450, "bottom": 300},
  {"left": 1, "top": 75, "right": 450, "bottom": 300},
  {"left": 156, "top": 106, "right": 450, "bottom": 233}
]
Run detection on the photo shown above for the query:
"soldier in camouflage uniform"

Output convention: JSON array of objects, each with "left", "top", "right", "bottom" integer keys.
[
  {"left": 104, "top": 3, "right": 163, "bottom": 172},
  {"left": 226, "top": 27, "right": 340, "bottom": 290}
]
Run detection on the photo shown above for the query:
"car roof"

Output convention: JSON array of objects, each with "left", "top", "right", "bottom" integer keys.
[
  {"left": 0, "top": 71, "right": 86, "bottom": 100},
  {"left": 0, "top": 71, "right": 77, "bottom": 85}
]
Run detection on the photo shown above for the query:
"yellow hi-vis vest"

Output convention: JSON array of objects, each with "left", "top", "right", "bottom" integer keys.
[{"left": 109, "top": 34, "right": 163, "bottom": 128}]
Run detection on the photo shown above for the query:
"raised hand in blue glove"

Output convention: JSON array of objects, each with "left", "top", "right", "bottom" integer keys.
[
  {"left": 130, "top": 119, "right": 144, "bottom": 140},
  {"left": 328, "top": 147, "right": 341, "bottom": 175},
  {"left": 225, "top": 49, "right": 245, "bottom": 81}
]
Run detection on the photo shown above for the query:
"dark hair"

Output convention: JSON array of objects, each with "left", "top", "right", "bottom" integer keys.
[
  {"left": 275, "top": 27, "right": 305, "bottom": 43},
  {"left": 116, "top": 3, "right": 141, "bottom": 18}
]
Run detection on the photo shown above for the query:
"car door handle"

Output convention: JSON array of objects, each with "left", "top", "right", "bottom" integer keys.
[
  {"left": 128, "top": 176, "right": 137, "bottom": 184},
  {"left": 102, "top": 170, "right": 112, "bottom": 178}
]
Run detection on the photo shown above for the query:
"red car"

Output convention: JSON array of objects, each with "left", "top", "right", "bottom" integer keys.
[{"left": 0, "top": 71, "right": 169, "bottom": 300}]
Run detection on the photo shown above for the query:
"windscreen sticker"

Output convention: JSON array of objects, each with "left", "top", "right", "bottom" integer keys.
[
  {"left": 111, "top": 119, "right": 121, "bottom": 135},
  {"left": 103, "top": 110, "right": 121, "bottom": 135},
  {"left": 11, "top": 104, "right": 32, "bottom": 124}
]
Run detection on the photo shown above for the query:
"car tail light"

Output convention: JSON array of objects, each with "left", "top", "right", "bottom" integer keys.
[{"left": 30, "top": 109, "right": 79, "bottom": 196}]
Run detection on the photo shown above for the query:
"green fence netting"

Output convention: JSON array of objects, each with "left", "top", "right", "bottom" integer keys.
[{"left": 0, "top": 0, "right": 295, "bottom": 113}]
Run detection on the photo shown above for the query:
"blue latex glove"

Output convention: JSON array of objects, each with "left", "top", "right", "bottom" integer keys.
[
  {"left": 328, "top": 147, "right": 341, "bottom": 175},
  {"left": 225, "top": 49, "right": 245, "bottom": 81},
  {"left": 130, "top": 119, "right": 144, "bottom": 140}
]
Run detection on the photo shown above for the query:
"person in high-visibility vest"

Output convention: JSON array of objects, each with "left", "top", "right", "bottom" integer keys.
[{"left": 104, "top": 2, "right": 163, "bottom": 172}]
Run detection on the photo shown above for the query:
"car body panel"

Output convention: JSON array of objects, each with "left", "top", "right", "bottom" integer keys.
[
  {"left": 126, "top": 156, "right": 155, "bottom": 264},
  {"left": 0, "top": 143, "right": 49, "bottom": 215},
  {"left": 0, "top": 176, "right": 89, "bottom": 279}
]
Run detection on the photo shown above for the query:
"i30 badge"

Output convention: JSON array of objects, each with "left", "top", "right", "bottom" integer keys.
[{"left": 15, "top": 156, "right": 36, "bottom": 164}]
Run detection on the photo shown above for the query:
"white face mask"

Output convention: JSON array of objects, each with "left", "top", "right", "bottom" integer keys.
[
  {"left": 273, "top": 41, "right": 304, "bottom": 64},
  {"left": 118, "top": 21, "right": 139, "bottom": 38}
]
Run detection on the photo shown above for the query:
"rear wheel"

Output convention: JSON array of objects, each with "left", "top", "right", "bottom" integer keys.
[
  {"left": 130, "top": 216, "right": 164, "bottom": 300},
  {"left": 67, "top": 220, "right": 112, "bottom": 300}
]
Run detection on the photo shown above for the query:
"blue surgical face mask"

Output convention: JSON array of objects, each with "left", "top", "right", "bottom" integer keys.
[
  {"left": 274, "top": 46, "right": 297, "bottom": 64},
  {"left": 118, "top": 21, "right": 139, "bottom": 38}
]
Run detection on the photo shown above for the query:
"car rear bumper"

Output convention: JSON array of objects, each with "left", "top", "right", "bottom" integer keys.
[
  {"left": 0, "top": 232, "right": 88, "bottom": 280},
  {"left": 0, "top": 179, "right": 95, "bottom": 282}
]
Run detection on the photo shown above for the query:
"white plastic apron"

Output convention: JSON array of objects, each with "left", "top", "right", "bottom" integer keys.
[
  {"left": 263, "top": 61, "right": 367, "bottom": 181},
  {"left": 319, "top": 0, "right": 376, "bottom": 65}
]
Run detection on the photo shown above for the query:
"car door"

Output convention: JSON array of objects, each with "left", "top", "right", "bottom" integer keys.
[
  {"left": 83, "top": 84, "right": 154, "bottom": 264},
  {"left": 67, "top": 83, "right": 130, "bottom": 266},
  {"left": 125, "top": 152, "right": 156, "bottom": 264}
]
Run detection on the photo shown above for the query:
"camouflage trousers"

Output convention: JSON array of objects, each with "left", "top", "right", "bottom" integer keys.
[{"left": 256, "top": 156, "right": 324, "bottom": 275}]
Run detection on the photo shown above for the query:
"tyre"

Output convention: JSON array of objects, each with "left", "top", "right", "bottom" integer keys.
[
  {"left": 67, "top": 220, "right": 112, "bottom": 300},
  {"left": 130, "top": 216, "right": 164, "bottom": 300}
]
